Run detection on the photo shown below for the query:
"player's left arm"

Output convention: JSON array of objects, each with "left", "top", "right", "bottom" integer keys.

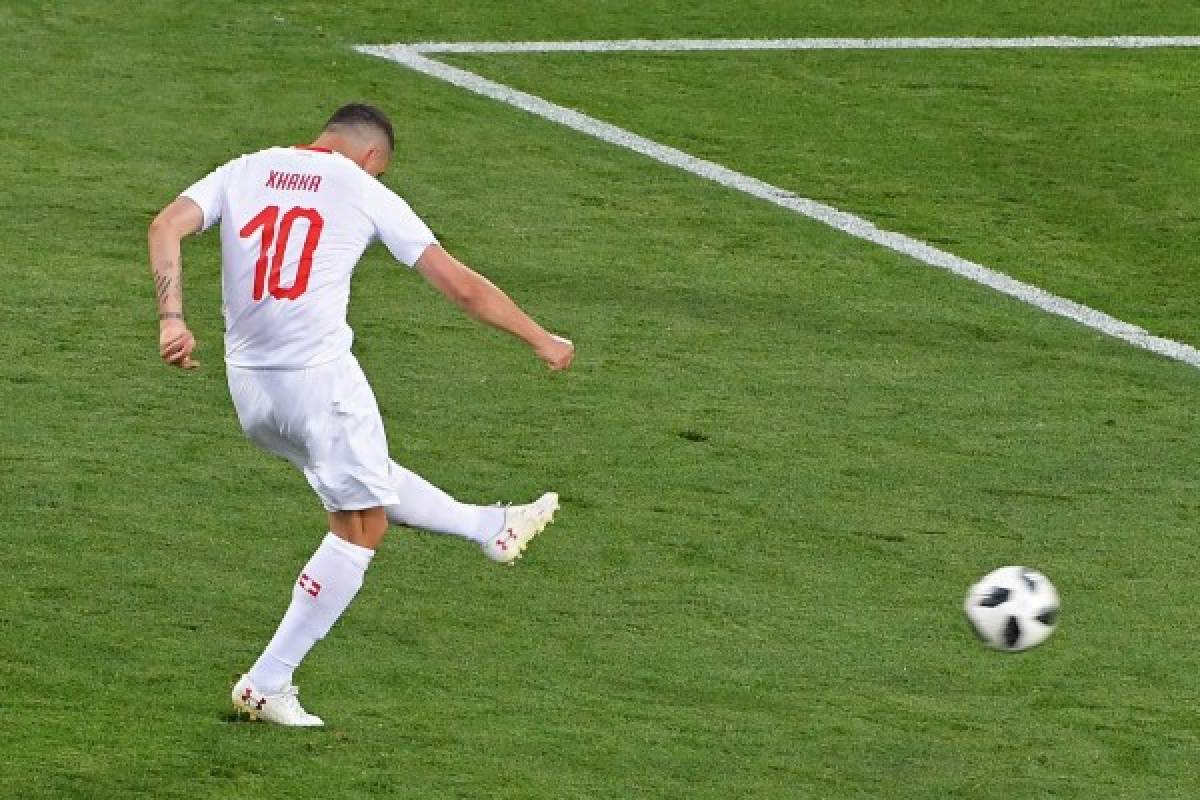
[
  {"left": 147, "top": 197, "right": 204, "bottom": 369},
  {"left": 415, "top": 244, "right": 574, "bottom": 371}
]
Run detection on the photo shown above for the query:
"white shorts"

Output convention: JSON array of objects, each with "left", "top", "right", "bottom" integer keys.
[{"left": 226, "top": 354, "right": 400, "bottom": 511}]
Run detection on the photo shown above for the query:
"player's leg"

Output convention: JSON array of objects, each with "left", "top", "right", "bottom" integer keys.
[
  {"left": 235, "top": 507, "right": 386, "bottom": 725},
  {"left": 384, "top": 460, "right": 560, "bottom": 564},
  {"left": 229, "top": 359, "right": 396, "bottom": 725},
  {"left": 383, "top": 460, "right": 504, "bottom": 541}
]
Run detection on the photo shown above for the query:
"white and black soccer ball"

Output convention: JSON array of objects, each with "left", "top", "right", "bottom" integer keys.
[{"left": 963, "top": 566, "right": 1060, "bottom": 652}]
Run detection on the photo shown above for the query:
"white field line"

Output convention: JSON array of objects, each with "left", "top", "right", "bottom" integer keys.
[
  {"left": 394, "top": 35, "right": 1200, "bottom": 54},
  {"left": 355, "top": 40, "right": 1200, "bottom": 369}
]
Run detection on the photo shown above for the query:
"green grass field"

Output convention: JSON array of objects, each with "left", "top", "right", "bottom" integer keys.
[{"left": 3, "top": 2, "right": 1200, "bottom": 798}]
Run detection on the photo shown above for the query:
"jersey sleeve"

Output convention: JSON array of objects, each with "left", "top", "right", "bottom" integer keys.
[
  {"left": 362, "top": 177, "right": 438, "bottom": 267},
  {"left": 180, "top": 159, "right": 235, "bottom": 232}
]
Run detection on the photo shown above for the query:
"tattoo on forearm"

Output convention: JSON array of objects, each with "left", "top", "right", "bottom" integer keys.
[
  {"left": 154, "top": 273, "right": 174, "bottom": 305},
  {"left": 153, "top": 257, "right": 183, "bottom": 313}
]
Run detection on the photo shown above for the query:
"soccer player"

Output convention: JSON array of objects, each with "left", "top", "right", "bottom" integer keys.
[{"left": 147, "top": 103, "right": 575, "bottom": 726}]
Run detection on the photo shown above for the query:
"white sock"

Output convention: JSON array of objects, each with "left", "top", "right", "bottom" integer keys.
[
  {"left": 247, "top": 533, "right": 374, "bottom": 694},
  {"left": 384, "top": 460, "right": 504, "bottom": 544}
]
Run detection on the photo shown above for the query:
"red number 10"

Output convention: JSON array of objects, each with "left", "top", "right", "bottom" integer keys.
[{"left": 238, "top": 205, "right": 325, "bottom": 301}]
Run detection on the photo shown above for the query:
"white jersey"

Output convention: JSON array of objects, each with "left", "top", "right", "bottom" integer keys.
[{"left": 182, "top": 146, "right": 437, "bottom": 369}]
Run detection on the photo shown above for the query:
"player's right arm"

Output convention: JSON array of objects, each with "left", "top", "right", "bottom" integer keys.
[
  {"left": 415, "top": 244, "right": 575, "bottom": 371},
  {"left": 147, "top": 197, "right": 204, "bottom": 369}
]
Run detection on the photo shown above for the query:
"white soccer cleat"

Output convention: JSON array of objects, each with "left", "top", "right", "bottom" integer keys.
[
  {"left": 231, "top": 674, "right": 324, "bottom": 727},
  {"left": 482, "top": 491, "right": 559, "bottom": 565}
]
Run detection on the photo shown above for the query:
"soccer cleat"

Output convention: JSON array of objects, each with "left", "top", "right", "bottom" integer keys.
[
  {"left": 231, "top": 674, "right": 324, "bottom": 727},
  {"left": 482, "top": 491, "right": 559, "bottom": 565}
]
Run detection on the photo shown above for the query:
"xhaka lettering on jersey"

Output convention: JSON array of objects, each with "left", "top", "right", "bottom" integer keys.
[{"left": 266, "top": 171, "right": 322, "bottom": 192}]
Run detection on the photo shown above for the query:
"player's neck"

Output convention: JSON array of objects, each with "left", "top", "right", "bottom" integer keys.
[
  {"left": 307, "top": 132, "right": 348, "bottom": 157},
  {"left": 304, "top": 131, "right": 387, "bottom": 177}
]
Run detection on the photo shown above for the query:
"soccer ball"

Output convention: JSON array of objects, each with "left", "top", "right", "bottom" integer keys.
[{"left": 963, "top": 566, "right": 1060, "bottom": 652}]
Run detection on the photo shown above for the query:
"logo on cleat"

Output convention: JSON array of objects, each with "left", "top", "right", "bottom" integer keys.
[{"left": 240, "top": 686, "right": 266, "bottom": 711}]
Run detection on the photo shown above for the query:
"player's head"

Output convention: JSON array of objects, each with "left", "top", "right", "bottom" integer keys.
[{"left": 321, "top": 103, "right": 395, "bottom": 176}]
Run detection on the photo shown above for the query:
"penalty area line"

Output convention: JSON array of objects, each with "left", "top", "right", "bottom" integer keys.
[
  {"left": 355, "top": 42, "right": 1200, "bottom": 370},
  {"left": 388, "top": 35, "right": 1200, "bottom": 54}
]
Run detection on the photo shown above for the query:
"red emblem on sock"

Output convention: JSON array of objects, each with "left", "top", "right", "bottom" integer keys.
[{"left": 298, "top": 573, "right": 322, "bottom": 598}]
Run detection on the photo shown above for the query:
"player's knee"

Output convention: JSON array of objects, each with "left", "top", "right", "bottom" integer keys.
[
  {"left": 328, "top": 507, "right": 388, "bottom": 549},
  {"left": 361, "top": 506, "right": 388, "bottom": 540}
]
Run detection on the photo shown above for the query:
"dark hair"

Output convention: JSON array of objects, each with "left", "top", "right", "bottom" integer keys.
[{"left": 324, "top": 103, "right": 395, "bottom": 151}]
